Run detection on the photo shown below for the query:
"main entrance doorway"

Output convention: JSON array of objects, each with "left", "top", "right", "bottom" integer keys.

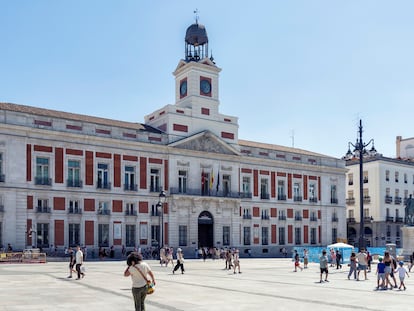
[{"left": 198, "top": 211, "right": 214, "bottom": 247}]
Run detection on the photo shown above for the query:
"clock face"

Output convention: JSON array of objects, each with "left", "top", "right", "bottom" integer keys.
[
  {"left": 200, "top": 79, "right": 211, "bottom": 94},
  {"left": 180, "top": 80, "right": 187, "bottom": 96}
]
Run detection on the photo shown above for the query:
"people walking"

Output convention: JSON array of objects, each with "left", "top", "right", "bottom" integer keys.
[
  {"left": 303, "top": 249, "right": 309, "bottom": 269},
  {"left": 173, "top": 248, "right": 185, "bottom": 274},
  {"left": 383, "top": 251, "right": 396, "bottom": 289},
  {"left": 356, "top": 248, "right": 368, "bottom": 281},
  {"left": 124, "top": 253, "right": 156, "bottom": 311},
  {"left": 395, "top": 261, "right": 410, "bottom": 290},
  {"left": 233, "top": 249, "right": 241, "bottom": 274},
  {"left": 335, "top": 250, "right": 342, "bottom": 269},
  {"left": 67, "top": 247, "right": 75, "bottom": 278},
  {"left": 319, "top": 250, "right": 329, "bottom": 283},
  {"left": 347, "top": 252, "right": 357, "bottom": 280},
  {"left": 376, "top": 257, "right": 386, "bottom": 290},
  {"left": 293, "top": 250, "right": 303, "bottom": 272},
  {"left": 75, "top": 245, "right": 85, "bottom": 280}
]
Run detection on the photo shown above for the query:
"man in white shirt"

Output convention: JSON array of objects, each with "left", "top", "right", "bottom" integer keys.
[
  {"left": 356, "top": 248, "right": 368, "bottom": 281},
  {"left": 75, "top": 245, "right": 85, "bottom": 280}
]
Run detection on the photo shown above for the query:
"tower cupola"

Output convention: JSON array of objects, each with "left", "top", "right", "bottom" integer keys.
[{"left": 185, "top": 22, "right": 208, "bottom": 62}]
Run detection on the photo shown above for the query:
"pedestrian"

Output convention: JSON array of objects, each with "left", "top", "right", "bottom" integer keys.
[
  {"left": 75, "top": 245, "right": 85, "bottom": 280},
  {"left": 303, "top": 249, "right": 309, "bottom": 269},
  {"left": 347, "top": 252, "right": 357, "bottom": 280},
  {"left": 366, "top": 251, "right": 372, "bottom": 272},
  {"left": 7, "top": 243, "right": 12, "bottom": 252},
  {"left": 376, "top": 257, "right": 386, "bottom": 290},
  {"left": 336, "top": 250, "right": 342, "bottom": 269},
  {"left": 410, "top": 251, "right": 414, "bottom": 272},
  {"left": 282, "top": 247, "right": 287, "bottom": 258},
  {"left": 319, "top": 250, "right": 329, "bottom": 283},
  {"left": 124, "top": 253, "right": 156, "bottom": 311},
  {"left": 395, "top": 261, "right": 410, "bottom": 290},
  {"left": 233, "top": 249, "right": 241, "bottom": 274},
  {"left": 67, "top": 247, "right": 75, "bottom": 278},
  {"left": 294, "top": 250, "right": 303, "bottom": 272},
  {"left": 173, "top": 248, "right": 185, "bottom": 274},
  {"left": 383, "top": 251, "right": 396, "bottom": 289},
  {"left": 356, "top": 248, "right": 368, "bottom": 281},
  {"left": 225, "top": 249, "right": 233, "bottom": 270},
  {"left": 330, "top": 249, "right": 336, "bottom": 267},
  {"left": 122, "top": 245, "right": 126, "bottom": 257}
]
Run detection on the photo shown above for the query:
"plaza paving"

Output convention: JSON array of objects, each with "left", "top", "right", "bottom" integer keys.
[{"left": 0, "top": 258, "right": 413, "bottom": 311}]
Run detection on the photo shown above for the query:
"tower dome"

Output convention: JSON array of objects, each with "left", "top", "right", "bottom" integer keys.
[{"left": 185, "top": 22, "right": 209, "bottom": 62}]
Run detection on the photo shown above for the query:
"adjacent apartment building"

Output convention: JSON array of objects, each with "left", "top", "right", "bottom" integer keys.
[{"left": 0, "top": 21, "right": 347, "bottom": 256}]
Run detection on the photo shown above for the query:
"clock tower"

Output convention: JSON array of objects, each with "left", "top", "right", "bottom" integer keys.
[{"left": 145, "top": 20, "right": 239, "bottom": 148}]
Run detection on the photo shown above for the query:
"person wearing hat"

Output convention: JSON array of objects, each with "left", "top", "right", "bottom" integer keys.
[
  {"left": 395, "top": 261, "right": 410, "bottom": 290},
  {"left": 376, "top": 257, "right": 386, "bottom": 290},
  {"left": 173, "top": 248, "right": 185, "bottom": 274}
]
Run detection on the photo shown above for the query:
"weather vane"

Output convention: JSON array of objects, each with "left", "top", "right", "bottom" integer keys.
[{"left": 194, "top": 9, "right": 199, "bottom": 24}]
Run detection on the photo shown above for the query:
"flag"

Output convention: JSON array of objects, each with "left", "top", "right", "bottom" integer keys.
[
  {"left": 210, "top": 169, "right": 214, "bottom": 189},
  {"left": 216, "top": 170, "right": 220, "bottom": 191}
]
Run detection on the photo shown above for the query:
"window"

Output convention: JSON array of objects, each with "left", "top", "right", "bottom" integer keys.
[
  {"left": 151, "top": 204, "right": 160, "bottom": 216},
  {"left": 278, "top": 227, "right": 285, "bottom": 245},
  {"left": 243, "top": 227, "right": 251, "bottom": 245},
  {"left": 0, "top": 152, "right": 4, "bottom": 181},
  {"left": 348, "top": 210, "right": 354, "bottom": 218},
  {"left": 98, "top": 224, "right": 109, "bottom": 247},
  {"left": 242, "top": 176, "right": 251, "bottom": 197},
  {"left": 363, "top": 171, "right": 369, "bottom": 183},
  {"left": 69, "top": 200, "right": 80, "bottom": 214},
  {"left": 386, "top": 208, "right": 390, "bottom": 217},
  {"left": 125, "top": 225, "right": 136, "bottom": 247},
  {"left": 124, "top": 166, "right": 136, "bottom": 191},
  {"left": 294, "top": 182, "right": 302, "bottom": 201},
  {"left": 222, "top": 174, "right": 231, "bottom": 197},
  {"left": 262, "top": 227, "right": 269, "bottom": 245},
  {"left": 151, "top": 225, "right": 160, "bottom": 246},
  {"left": 396, "top": 209, "right": 399, "bottom": 219},
  {"left": 294, "top": 211, "right": 302, "bottom": 221},
  {"left": 98, "top": 201, "right": 110, "bottom": 215},
  {"left": 150, "top": 168, "right": 161, "bottom": 192},
  {"left": 243, "top": 208, "right": 252, "bottom": 219},
  {"left": 97, "top": 163, "right": 110, "bottom": 189},
  {"left": 260, "top": 178, "right": 269, "bottom": 199},
  {"left": 309, "top": 184, "right": 317, "bottom": 202},
  {"left": 385, "top": 170, "right": 390, "bottom": 182},
  {"left": 332, "top": 228, "right": 337, "bottom": 243},
  {"left": 364, "top": 208, "right": 369, "bottom": 218},
  {"left": 37, "top": 199, "right": 49, "bottom": 213},
  {"left": 279, "top": 210, "right": 286, "bottom": 220},
  {"left": 277, "top": 180, "right": 286, "bottom": 200},
  {"left": 223, "top": 226, "right": 230, "bottom": 246},
  {"left": 125, "top": 203, "right": 136, "bottom": 216},
  {"left": 37, "top": 223, "right": 49, "bottom": 248},
  {"left": 68, "top": 223, "right": 80, "bottom": 246},
  {"left": 67, "top": 160, "right": 81, "bottom": 187},
  {"left": 179, "top": 225, "right": 187, "bottom": 246},
  {"left": 331, "top": 185, "right": 338, "bottom": 204},
  {"left": 386, "top": 225, "right": 391, "bottom": 237},
  {"left": 310, "top": 228, "right": 317, "bottom": 244},
  {"left": 395, "top": 171, "right": 399, "bottom": 183},
  {"left": 404, "top": 173, "right": 408, "bottom": 184},
  {"left": 295, "top": 227, "right": 301, "bottom": 245},
  {"left": 178, "top": 170, "right": 187, "bottom": 193},
  {"left": 35, "top": 157, "right": 50, "bottom": 185},
  {"left": 396, "top": 225, "right": 400, "bottom": 237},
  {"left": 261, "top": 209, "right": 269, "bottom": 220},
  {"left": 348, "top": 173, "right": 353, "bottom": 185},
  {"left": 310, "top": 211, "right": 317, "bottom": 221}
]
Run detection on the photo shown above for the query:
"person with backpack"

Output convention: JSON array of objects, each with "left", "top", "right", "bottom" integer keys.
[{"left": 335, "top": 250, "right": 342, "bottom": 269}]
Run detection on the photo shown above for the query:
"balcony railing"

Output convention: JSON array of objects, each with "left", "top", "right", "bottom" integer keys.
[
  {"left": 67, "top": 179, "right": 83, "bottom": 188},
  {"left": 347, "top": 217, "right": 356, "bottom": 224},
  {"left": 35, "top": 177, "right": 52, "bottom": 186},
  {"left": 394, "top": 197, "right": 402, "bottom": 205},
  {"left": 346, "top": 198, "right": 355, "bottom": 205},
  {"left": 168, "top": 187, "right": 240, "bottom": 198},
  {"left": 97, "top": 209, "right": 111, "bottom": 215},
  {"left": 36, "top": 206, "right": 51, "bottom": 213},
  {"left": 124, "top": 184, "right": 138, "bottom": 191},
  {"left": 239, "top": 192, "right": 252, "bottom": 199},
  {"left": 279, "top": 215, "right": 287, "bottom": 220},
  {"left": 294, "top": 216, "right": 302, "bottom": 221},
  {"left": 0, "top": 205, "right": 4, "bottom": 212},
  {"left": 385, "top": 196, "right": 393, "bottom": 204},
  {"left": 331, "top": 198, "right": 338, "bottom": 204},
  {"left": 310, "top": 216, "right": 318, "bottom": 221},
  {"left": 150, "top": 185, "right": 163, "bottom": 193},
  {"left": 363, "top": 178, "right": 369, "bottom": 183},
  {"left": 261, "top": 215, "right": 270, "bottom": 220},
  {"left": 68, "top": 208, "right": 82, "bottom": 214},
  {"left": 97, "top": 182, "right": 111, "bottom": 190},
  {"left": 151, "top": 211, "right": 161, "bottom": 217},
  {"left": 396, "top": 217, "right": 404, "bottom": 223},
  {"left": 243, "top": 214, "right": 252, "bottom": 219},
  {"left": 0, "top": 174, "right": 5, "bottom": 182},
  {"left": 294, "top": 196, "right": 302, "bottom": 202},
  {"left": 348, "top": 181, "right": 354, "bottom": 185},
  {"left": 332, "top": 216, "right": 338, "bottom": 222},
  {"left": 386, "top": 216, "right": 394, "bottom": 222},
  {"left": 260, "top": 193, "right": 270, "bottom": 200},
  {"left": 277, "top": 194, "right": 287, "bottom": 201},
  {"left": 363, "top": 196, "right": 371, "bottom": 203},
  {"left": 125, "top": 210, "right": 137, "bottom": 216},
  {"left": 309, "top": 197, "right": 318, "bottom": 203}
]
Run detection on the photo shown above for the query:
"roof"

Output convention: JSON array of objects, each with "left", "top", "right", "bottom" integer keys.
[{"left": 0, "top": 102, "right": 162, "bottom": 134}]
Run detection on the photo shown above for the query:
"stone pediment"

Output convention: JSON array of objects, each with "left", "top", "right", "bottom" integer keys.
[{"left": 169, "top": 131, "right": 239, "bottom": 155}]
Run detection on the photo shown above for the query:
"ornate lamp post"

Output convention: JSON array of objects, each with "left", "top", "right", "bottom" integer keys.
[
  {"left": 156, "top": 190, "right": 167, "bottom": 249},
  {"left": 345, "top": 120, "right": 376, "bottom": 251}
]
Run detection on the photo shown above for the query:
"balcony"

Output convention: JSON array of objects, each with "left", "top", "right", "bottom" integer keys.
[
  {"left": 310, "top": 216, "right": 318, "bottom": 222},
  {"left": 97, "top": 209, "right": 111, "bottom": 215},
  {"left": 386, "top": 216, "right": 394, "bottom": 222},
  {"left": 294, "top": 196, "right": 302, "bottom": 202},
  {"left": 97, "top": 182, "right": 111, "bottom": 190},
  {"left": 150, "top": 185, "right": 163, "bottom": 193},
  {"left": 124, "top": 184, "right": 138, "bottom": 191},
  {"left": 0, "top": 174, "right": 5, "bottom": 182},
  {"left": 363, "top": 177, "right": 369, "bottom": 184},
  {"left": 331, "top": 198, "right": 338, "bottom": 204},
  {"left": 396, "top": 217, "right": 404, "bottom": 223},
  {"left": 277, "top": 194, "right": 287, "bottom": 201},
  {"left": 294, "top": 216, "right": 302, "bottom": 221},
  {"left": 348, "top": 181, "right": 354, "bottom": 185},
  {"left": 243, "top": 214, "right": 252, "bottom": 219},
  {"left": 35, "top": 177, "right": 52, "bottom": 186},
  {"left": 261, "top": 215, "right": 270, "bottom": 220},
  {"left": 332, "top": 216, "right": 338, "bottom": 222},
  {"left": 278, "top": 215, "right": 287, "bottom": 220},
  {"left": 309, "top": 197, "right": 318, "bottom": 203},
  {"left": 239, "top": 192, "right": 252, "bottom": 199},
  {"left": 347, "top": 217, "right": 356, "bottom": 224},
  {"left": 67, "top": 179, "right": 82, "bottom": 188},
  {"left": 385, "top": 196, "right": 393, "bottom": 204},
  {"left": 364, "top": 216, "right": 373, "bottom": 222},
  {"left": 260, "top": 193, "right": 270, "bottom": 200},
  {"left": 0, "top": 205, "right": 4, "bottom": 212},
  {"left": 36, "top": 206, "right": 51, "bottom": 213},
  {"left": 346, "top": 198, "right": 355, "bottom": 205},
  {"left": 394, "top": 197, "right": 402, "bottom": 205},
  {"left": 68, "top": 208, "right": 82, "bottom": 214},
  {"left": 125, "top": 210, "right": 137, "bottom": 216},
  {"left": 151, "top": 210, "right": 161, "bottom": 217},
  {"left": 363, "top": 196, "right": 371, "bottom": 203},
  {"left": 168, "top": 187, "right": 240, "bottom": 198}
]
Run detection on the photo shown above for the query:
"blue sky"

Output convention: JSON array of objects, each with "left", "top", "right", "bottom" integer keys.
[{"left": 1, "top": 1, "right": 413, "bottom": 158}]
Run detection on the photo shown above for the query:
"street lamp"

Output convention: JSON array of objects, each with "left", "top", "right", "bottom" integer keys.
[
  {"left": 345, "top": 120, "right": 377, "bottom": 251},
  {"left": 156, "top": 190, "right": 167, "bottom": 249}
]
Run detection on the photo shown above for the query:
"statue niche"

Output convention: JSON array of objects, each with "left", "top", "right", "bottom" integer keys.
[{"left": 405, "top": 194, "right": 414, "bottom": 226}]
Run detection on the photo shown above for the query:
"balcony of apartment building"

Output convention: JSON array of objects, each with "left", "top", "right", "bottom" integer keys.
[
  {"left": 394, "top": 197, "right": 402, "bottom": 205},
  {"left": 169, "top": 187, "right": 240, "bottom": 198},
  {"left": 243, "top": 214, "right": 252, "bottom": 220},
  {"left": 395, "top": 217, "right": 404, "bottom": 223},
  {"left": 363, "top": 177, "right": 369, "bottom": 183},
  {"left": 124, "top": 183, "right": 138, "bottom": 191},
  {"left": 309, "top": 197, "right": 318, "bottom": 203},
  {"left": 97, "top": 181, "right": 111, "bottom": 190},
  {"left": 261, "top": 214, "right": 270, "bottom": 220},
  {"left": 67, "top": 179, "right": 83, "bottom": 188},
  {"left": 347, "top": 217, "right": 356, "bottom": 224},
  {"left": 278, "top": 215, "right": 287, "bottom": 220},
  {"left": 0, "top": 204, "right": 4, "bottom": 212},
  {"left": 68, "top": 207, "right": 82, "bottom": 214},
  {"left": 331, "top": 198, "right": 338, "bottom": 204},
  {"left": 125, "top": 210, "right": 137, "bottom": 216},
  {"left": 385, "top": 195, "right": 393, "bottom": 204},
  {"left": 332, "top": 216, "right": 339, "bottom": 222},
  {"left": 346, "top": 197, "right": 355, "bottom": 205},
  {"left": 35, "top": 177, "right": 52, "bottom": 186},
  {"left": 260, "top": 192, "right": 270, "bottom": 200},
  {"left": 294, "top": 196, "right": 302, "bottom": 202},
  {"left": 386, "top": 216, "right": 394, "bottom": 222},
  {"left": 277, "top": 194, "right": 287, "bottom": 201},
  {"left": 36, "top": 206, "right": 51, "bottom": 213},
  {"left": 0, "top": 174, "right": 5, "bottom": 182},
  {"left": 97, "top": 209, "right": 110, "bottom": 215},
  {"left": 294, "top": 215, "right": 303, "bottom": 221},
  {"left": 239, "top": 192, "right": 252, "bottom": 199},
  {"left": 310, "top": 215, "right": 318, "bottom": 222},
  {"left": 363, "top": 196, "right": 371, "bottom": 203}
]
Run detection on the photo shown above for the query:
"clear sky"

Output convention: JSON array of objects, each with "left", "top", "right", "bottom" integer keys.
[{"left": 1, "top": 1, "right": 413, "bottom": 158}]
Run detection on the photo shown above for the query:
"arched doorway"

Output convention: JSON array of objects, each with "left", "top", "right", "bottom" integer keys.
[{"left": 198, "top": 211, "right": 214, "bottom": 248}]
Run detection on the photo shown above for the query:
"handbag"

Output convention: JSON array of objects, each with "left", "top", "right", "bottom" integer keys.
[{"left": 134, "top": 266, "right": 155, "bottom": 295}]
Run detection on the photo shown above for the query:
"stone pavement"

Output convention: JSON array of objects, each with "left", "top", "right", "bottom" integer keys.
[{"left": 0, "top": 258, "right": 413, "bottom": 311}]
